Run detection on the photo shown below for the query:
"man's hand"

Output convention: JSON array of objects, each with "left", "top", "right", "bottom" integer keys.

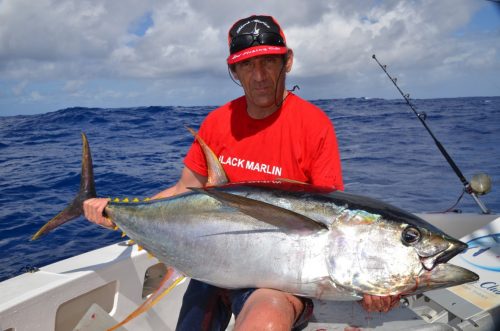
[
  {"left": 360, "top": 294, "right": 399, "bottom": 313},
  {"left": 83, "top": 198, "right": 114, "bottom": 229}
]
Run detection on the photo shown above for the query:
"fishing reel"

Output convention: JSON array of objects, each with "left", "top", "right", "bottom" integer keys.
[
  {"left": 463, "top": 173, "right": 492, "bottom": 214},
  {"left": 469, "top": 173, "right": 492, "bottom": 196}
]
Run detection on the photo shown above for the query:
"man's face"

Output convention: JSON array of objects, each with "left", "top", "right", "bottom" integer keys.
[{"left": 233, "top": 54, "right": 288, "bottom": 113}]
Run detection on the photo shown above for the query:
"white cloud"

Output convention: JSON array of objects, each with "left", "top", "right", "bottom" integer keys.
[
  {"left": 63, "top": 80, "right": 85, "bottom": 93},
  {"left": 12, "top": 81, "right": 28, "bottom": 96},
  {"left": 0, "top": 0, "right": 498, "bottom": 115},
  {"left": 29, "top": 91, "right": 43, "bottom": 101}
]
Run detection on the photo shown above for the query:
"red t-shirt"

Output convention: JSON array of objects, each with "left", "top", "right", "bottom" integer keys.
[{"left": 184, "top": 93, "right": 344, "bottom": 190}]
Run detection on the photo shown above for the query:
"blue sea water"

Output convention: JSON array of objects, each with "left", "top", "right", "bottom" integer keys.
[{"left": 0, "top": 96, "right": 499, "bottom": 282}]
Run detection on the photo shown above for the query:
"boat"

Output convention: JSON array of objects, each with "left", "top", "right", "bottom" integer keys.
[{"left": 0, "top": 212, "right": 498, "bottom": 331}]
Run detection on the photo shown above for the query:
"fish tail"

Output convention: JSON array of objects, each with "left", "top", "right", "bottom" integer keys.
[{"left": 31, "top": 133, "right": 97, "bottom": 240}]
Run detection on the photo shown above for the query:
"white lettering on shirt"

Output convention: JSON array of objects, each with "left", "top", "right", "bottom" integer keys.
[{"left": 219, "top": 155, "right": 282, "bottom": 176}]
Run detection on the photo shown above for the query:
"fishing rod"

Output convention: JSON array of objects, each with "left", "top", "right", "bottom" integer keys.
[{"left": 372, "top": 54, "right": 491, "bottom": 214}]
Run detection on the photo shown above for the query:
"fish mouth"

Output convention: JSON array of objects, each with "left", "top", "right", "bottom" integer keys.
[
  {"left": 420, "top": 239, "right": 468, "bottom": 270},
  {"left": 407, "top": 263, "right": 479, "bottom": 295}
]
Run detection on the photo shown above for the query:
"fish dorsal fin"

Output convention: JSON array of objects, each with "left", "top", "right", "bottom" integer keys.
[
  {"left": 190, "top": 187, "right": 327, "bottom": 233},
  {"left": 186, "top": 127, "right": 228, "bottom": 186}
]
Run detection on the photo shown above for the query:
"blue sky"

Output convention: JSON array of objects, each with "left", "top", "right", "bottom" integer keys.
[{"left": 0, "top": 0, "right": 499, "bottom": 116}]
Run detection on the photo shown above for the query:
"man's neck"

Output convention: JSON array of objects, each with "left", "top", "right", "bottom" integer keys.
[
  {"left": 246, "top": 90, "right": 289, "bottom": 119},
  {"left": 246, "top": 105, "right": 279, "bottom": 119}
]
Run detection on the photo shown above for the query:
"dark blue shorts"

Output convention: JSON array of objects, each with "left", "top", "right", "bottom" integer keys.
[{"left": 175, "top": 279, "right": 313, "bottom": 331}]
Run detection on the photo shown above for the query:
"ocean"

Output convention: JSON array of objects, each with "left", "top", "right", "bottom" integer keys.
[{"left": 0, "top": 96, "right": 499, "bottom": 282}]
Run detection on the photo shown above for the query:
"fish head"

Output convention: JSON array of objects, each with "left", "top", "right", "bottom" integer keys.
[
  {"left": 326, "top": 209, "right": 478, "bottom": 296},
  {"left": 392, "top": 221, "right": 478, "bottom": 294},
  {"left": 401, "top": 223, "right": 468, "bottom": 270}
]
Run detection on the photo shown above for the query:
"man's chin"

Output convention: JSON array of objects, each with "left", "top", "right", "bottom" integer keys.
[{"left": 250, "top": 93, "right": 276, "bottom": 106}]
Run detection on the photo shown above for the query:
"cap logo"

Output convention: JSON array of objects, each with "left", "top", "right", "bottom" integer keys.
[
  {"left": 252, "top": 23, "right": 260, "bottom": 35},
  {"left": 236, "top": 19, "right": 271, "bottom": 34}
]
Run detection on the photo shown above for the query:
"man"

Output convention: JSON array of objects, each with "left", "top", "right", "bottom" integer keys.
[{"left": 84, "top": 15, "right": 395, "bottom": 331}]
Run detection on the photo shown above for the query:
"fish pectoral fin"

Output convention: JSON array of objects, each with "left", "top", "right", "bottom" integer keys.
[
  {"left": 190, "top": 187, "right": 327, "bottom": 233},
  {"left": 107, "top": 267, "right": 186, "bottom": 331}
]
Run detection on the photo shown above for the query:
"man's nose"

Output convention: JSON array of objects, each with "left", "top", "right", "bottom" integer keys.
[{"left": 252, "top": 61, "right": 267, "bottom": 81}]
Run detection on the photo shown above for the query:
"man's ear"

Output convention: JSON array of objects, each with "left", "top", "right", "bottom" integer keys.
[{"left": 285, "top": 49, "right": 294, "bottom": 73}]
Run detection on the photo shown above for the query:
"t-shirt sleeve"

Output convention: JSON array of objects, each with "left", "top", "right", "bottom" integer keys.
[{"left": 309, "top": 122, "right": 344, "bottom": 191}]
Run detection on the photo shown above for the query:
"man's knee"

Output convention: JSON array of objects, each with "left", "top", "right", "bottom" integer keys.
[{"left": 234, "top": 289, "right": 303, "bottom": 331}]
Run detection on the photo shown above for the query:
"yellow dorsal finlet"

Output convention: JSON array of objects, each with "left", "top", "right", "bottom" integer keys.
[{"left": 112, "top": 197, "right": 144, "bottom": 203}]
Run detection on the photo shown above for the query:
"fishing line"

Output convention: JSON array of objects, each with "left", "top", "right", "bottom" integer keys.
[
  {"left": 273, "top": 55, "right": 298, "bottom": 108},
  {"left": 443, "top": 190, "right": 466, "bottom": 213},
  {"left": 271, "top": 55, "right": 300, "bottom": 108},
  {"left": 274, "top": 60, "right": 287, "bottom": 108},
  {"left": 227, "top": 65, "right": 242, "bottom": 87},
  {"left": 372, "top": 54, "right": 490, "bottom": 214},
  {"left": 429, "top": 189, "right": 466, "bottom": 214},
  {"left": 275, "top": 85, "right": 301, "bottom": 109}
]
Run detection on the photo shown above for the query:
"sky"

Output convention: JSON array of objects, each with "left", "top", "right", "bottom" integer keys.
[{"left": 0, "top": 0, "right": 499, "bottom": 116}]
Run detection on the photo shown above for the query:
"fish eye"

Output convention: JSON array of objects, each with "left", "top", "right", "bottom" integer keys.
[{"left": 402, "top": 226, "right": 421, "bottom": 245}]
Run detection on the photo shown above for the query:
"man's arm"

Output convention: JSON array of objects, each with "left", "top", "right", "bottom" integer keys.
[
  {"left": 361, "top": 293, "right": 399, "bottom": 312},
  {"left": 151, "top": 167, "right": 207, "bottom": 199},
  {"left": 83, "top": 167, "right": 207, "bottom": 228}
]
